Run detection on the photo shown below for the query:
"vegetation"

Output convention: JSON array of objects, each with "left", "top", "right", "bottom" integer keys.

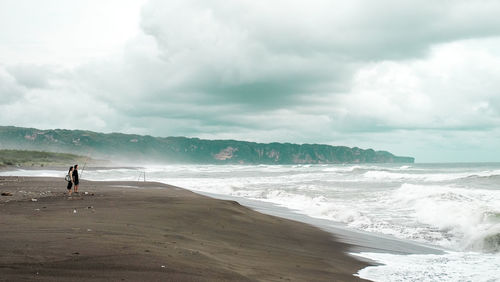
[
  {"left": 0, "top": 126, "right": 414, "bottom": 164},
  {"left": 0, "top": 149, "right": 87, "bottom": 167}
]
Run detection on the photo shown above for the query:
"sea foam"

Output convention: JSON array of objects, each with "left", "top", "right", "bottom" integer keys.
[
  {"left": 354, "top": 251, "right": 500, "bottom": 282},
  {"left": 390, "top": 183, "right": 500, "bottom": 252}
]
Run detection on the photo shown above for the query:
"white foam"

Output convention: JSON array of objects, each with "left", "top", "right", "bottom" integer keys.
[
  {"left": 0, "top": 169, "right": 64, "bottom": 177},
  {"left": 362, "top": 170, "right": 470, "bottom": 182},
  {"left": 472, "top": 169, "right": 500, "bottom": 178},
  {"left": 362, "top": 169, "right": 500, "bottom": 182},
  {"left": 389, "top": 183, "right": 500, "bottom": 251},
  {"left": 321, "top": 165, "right": 363, "bottom": 172},
  {"left": 354, "top": 251, "right": 500, "bottom": 282}
]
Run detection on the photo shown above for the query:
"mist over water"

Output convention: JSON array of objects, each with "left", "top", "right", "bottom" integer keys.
[{"left": 3, "top": 163, "right": 500, "bottom": 281}]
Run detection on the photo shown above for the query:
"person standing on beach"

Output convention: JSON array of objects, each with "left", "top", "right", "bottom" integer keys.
[
  {"left": 72, "top": 164, "right": 79, "bottom": 193},
  {"left": 66, "top": 166, "right": 74, "bottom": 196}
]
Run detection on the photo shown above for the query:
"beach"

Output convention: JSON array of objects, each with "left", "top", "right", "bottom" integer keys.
[{"left": 0, "top": 176, "right": 370, "bottom": 281}]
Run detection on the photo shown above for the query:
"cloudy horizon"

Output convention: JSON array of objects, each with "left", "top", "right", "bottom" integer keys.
[{"left": 1, "top": 0, "right": 500, "bottom": 162}]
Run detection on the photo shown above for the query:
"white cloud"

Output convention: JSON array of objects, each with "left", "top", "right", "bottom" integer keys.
[
  {"left": 341, "top": 38, "right": 500, "bottom": 131},
  {"left": 0, "top": 66, "right": 26, "bottom": 104},
  {"left": 1, "top": 1, "right": 500, "bottom": 162},
  {"left": 0, "top": 0, "right": 147, "bottom": 67}
]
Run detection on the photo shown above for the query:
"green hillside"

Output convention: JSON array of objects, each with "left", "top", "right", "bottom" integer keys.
[
  {"left": 0, "top": 126, "right": 414, "bottom": 164},
  {"left": 0, "top": 149, "right": 88, "bottom": 167}
]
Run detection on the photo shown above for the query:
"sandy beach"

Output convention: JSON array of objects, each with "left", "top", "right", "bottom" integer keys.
[{"left": 0, "top": 176, "right": 370, "bottom": 281}]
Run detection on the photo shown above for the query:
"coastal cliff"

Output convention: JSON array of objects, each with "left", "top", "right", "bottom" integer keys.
[{"left": 0, "top": 126, "right": 414, "bottom": 164}]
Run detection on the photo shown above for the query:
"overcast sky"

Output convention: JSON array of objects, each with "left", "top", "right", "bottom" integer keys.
[{"left": 1, "top": 0, "right": 500, "bottom": 162}]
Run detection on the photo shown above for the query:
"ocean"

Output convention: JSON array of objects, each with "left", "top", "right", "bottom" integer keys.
[{"left": 2, "top": 163, "right": 500, "bottom": 281}]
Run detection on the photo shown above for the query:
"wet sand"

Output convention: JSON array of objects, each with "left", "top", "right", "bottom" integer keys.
[
  {"left": 0, "top": 177, "right": 370, "bottom": 281},
  {"left": 201, "top": 192, "right": 444, "bottom": 255}
]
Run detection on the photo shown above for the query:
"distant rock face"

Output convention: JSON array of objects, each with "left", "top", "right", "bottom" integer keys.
[
  {"left": 214, "top": 147, "right": 238, "bottom": 161},
  {"left": 0, "top": 126, "right": 415, "bottom": 164}
]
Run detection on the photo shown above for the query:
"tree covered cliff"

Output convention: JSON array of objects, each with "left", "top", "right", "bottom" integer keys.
[{"left": 0, "top": 126, "right": 414, "bottom": 164}]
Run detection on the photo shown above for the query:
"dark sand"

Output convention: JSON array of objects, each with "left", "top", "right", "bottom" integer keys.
[
  {"left": 202, "top": 192, "right": 444, "bottom": 256},
  {"left": 0, "top": 177, "right": 370, "bottom": 281}
]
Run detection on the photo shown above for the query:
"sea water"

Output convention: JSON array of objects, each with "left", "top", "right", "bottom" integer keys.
[{"left": 2, "top": 163, "right": 500, "bottom": 281}]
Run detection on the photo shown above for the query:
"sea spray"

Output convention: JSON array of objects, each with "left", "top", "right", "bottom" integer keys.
[{"left": 390, "top": 183, "right": 500, "bottom": 251}]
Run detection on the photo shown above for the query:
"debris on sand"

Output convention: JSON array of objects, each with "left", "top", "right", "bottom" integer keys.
[{"left": 31, "top": 198, "right": 38, "bottom": 202}]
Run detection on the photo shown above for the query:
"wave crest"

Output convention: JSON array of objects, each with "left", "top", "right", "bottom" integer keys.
[{"left": 391, "top": 183, "right": 500, "bottom": 252}]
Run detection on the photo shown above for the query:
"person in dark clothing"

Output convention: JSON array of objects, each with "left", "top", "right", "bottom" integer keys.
[
  {"left": 66, "top": 166, "right": 74, "bottom": 196},
  {"left": 72, "top": 164, "right": 79, "bottom": 193}
]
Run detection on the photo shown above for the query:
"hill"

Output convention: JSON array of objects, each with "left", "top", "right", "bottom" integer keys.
[
  {"left": 0, "top": 149, "right": 89, "bottom": 168},
  {"left": 0, "top": 126, "right": 414, "bottom": 164}
]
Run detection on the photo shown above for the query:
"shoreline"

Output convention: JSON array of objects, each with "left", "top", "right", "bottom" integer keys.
[
  {"left": 197, "top": 191, "right": 444, "bottom": 256},
  {"left": 0, "top": 176, "right": 371, "bottom": 281}
]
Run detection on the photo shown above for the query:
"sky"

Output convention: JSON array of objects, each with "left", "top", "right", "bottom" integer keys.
[{"left": 1, "top": 0, "right": 500, "bottom": 163}]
